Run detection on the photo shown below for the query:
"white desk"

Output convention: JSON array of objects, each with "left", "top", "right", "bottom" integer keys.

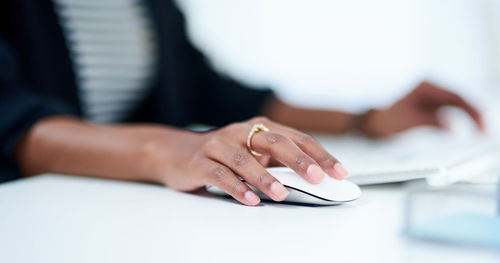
[{"left": 0, "top": 174, "right": 498, "bottom": 263}]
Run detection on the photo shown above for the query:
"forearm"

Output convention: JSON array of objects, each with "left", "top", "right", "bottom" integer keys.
[
  {"left": 14, "top": 116, "right": 191, "bottom": 183},
  {"left": 262, "top": 98, "right": 357, "bottom": 134}
]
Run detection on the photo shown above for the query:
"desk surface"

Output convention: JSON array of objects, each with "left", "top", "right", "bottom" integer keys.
[{"left": 0, "top": 174, "right": 498, "bottom": 263}]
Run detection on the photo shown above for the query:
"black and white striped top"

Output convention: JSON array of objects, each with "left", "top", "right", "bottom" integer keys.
[{"left": 53, "top": 0, "right": 157, "bottom": 123}]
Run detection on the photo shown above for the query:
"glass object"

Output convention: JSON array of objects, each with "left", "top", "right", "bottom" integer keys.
[{"left": 403, "top": 179, "right": 500, "bottom": 248}]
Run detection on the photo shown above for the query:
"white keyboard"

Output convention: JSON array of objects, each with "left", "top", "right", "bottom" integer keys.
[{"left": 316, "top": 128, "right": 500, "bottom": 186}]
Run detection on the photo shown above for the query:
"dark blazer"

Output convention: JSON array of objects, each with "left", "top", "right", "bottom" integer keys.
[{"left": 0, "top": 0, "right": 273, "bottom": 182}]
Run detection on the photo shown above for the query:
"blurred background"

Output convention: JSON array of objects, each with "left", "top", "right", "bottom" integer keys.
[{"left": 176, "top": 0, "right": 500, "bottom": 113}]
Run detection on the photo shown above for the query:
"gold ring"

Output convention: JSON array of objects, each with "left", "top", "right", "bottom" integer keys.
[{"left": 247, "top": 123, "right": 270, "bottom": 156}]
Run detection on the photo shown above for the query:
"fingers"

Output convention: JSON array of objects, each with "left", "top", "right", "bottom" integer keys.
[
  {"left": 420, "top": 82, "right": 485, "bottom": 131},
  {"left": 201, "top": 159, "right": 260, "bottom": 206},
  {"left": 245, "top": 117, "right": 349, "bottom": 181},
  {"left": 250, "top": 130, "right": 326, "bottom": 184},
  {"left": 455, "top": 101, "right": 484, "bottom": 131},
  {"left": 197, "top": 117, "right": 349, "bottom": 205},
  {"left": 263, "top": 122, "right": 348, "bottom": 180},
  {"left": 206, "top": 142, "right": 289, "bottom": 202},
  {"left": 439, "top": 92, "right": 484, "bottom": 131}
]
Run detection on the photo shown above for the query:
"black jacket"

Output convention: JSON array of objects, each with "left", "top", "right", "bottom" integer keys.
[{"left": 0, "top": 0, "right": 273, "bottom": 182}]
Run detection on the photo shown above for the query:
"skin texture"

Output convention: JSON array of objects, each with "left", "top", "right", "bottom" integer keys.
[
  {"left": 264, "top": 82, "right": 484, "bottom": 137},
  {"left": 15, "top": 81, "right": 484, "bottom": 205},
  {"left": 15, "top": 117, "right": 344, "bottom": 206},
  {"left": 361, "top": 82, "right": 484, "bottom": 137}
]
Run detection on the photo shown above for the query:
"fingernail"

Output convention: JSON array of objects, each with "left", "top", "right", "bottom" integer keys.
[
  {"left": 334, "top": 163, "right": 349, "bottom": 179},
  {"left": 306, "top": 164, "right": 325, "bottom": 184},
  {"left": 244, "top": 191, "right": 260, "bottom": 206},
  {"left": 270, "top": 181, "right": 289, "bottom": 200}
]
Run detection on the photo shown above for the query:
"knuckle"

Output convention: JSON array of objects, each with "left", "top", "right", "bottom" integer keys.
[
  {"left": 266, "top": 132, "right": 286, "bottom": 145},
  {"left": 416, "top": 82, "right": 432, "bottom": 93},
  {"left": 295, "top": 155, "right": 311, "bottom": 171},
  {"left": 254, "top": 173, "right": 266, "bottom": 185},
  {"left": 205, "top": 136, "right": 221, "bottom": 148},
  {"left": 246, "top": 172, "right": 276, "bottom": 192},
  {"left": 230, "top": 182, "right": 246, "bottom": 197},
  {"left": 420, "top": 81, "right": 433, "bottom": 88},
  {"left": 211, "top": 166, "right": 228, "bottom": 182},
  {"left": 420, "top": 81, "right": 431, "bottom": 87},
  {"left": 319, "top": 155, "right": 337, "bottom": 167},
  {"left": 232, "top": 149, "right": 249, "bottom": 166},
  {"left": 296, "top": 133, "right": 316, "bottom": 146},
  {"left": 258, "top": 174, "right": 275, "bottom": 186}
]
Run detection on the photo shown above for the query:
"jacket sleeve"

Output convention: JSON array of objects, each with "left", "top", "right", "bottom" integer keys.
[
  {"left": 171, "top": 4, "right": 275, "bottom": 126},
  {"left": 0, "top": 39, "right": 77, "bottom": 182}
]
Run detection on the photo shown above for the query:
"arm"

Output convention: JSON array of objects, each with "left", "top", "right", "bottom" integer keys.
[
  {"left": 15, "top": 117, "right": 183, "bottom": 183},
  {"left": 263, "top": 97, "right": 356, "bottom": 134},
  {"left": 166, "top": 5, "right": 483, "bottom": 135},
  {"left": 2, "top": 22, "right": 348, "bottom": 205},
  {"left": 263, "top": 82, "right": 485, "bottom": 137},
  {"left": 15, "top": 115, "right": 349, "bottom": 206},
  {"left": 170, "top": 4, "right": 483, "bottom": 137}
]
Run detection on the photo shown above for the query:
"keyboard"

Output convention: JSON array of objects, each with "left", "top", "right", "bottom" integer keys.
[{"left": 316, "top": 128, "right": 500, "bottom": 186}]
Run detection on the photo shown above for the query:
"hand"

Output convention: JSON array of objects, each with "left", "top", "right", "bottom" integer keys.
[
  {"left": 15, "top": 116, "right": 348, "bottom": 207},
  {"left": 361, "top": 82, "right": 485, "bottom": 137},
  {"left": 149, "top": 117, "right": 348, "bottom": 206}
]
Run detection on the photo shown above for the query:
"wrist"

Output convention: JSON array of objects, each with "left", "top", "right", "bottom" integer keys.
[
  {"left": 135, "top": 127, "right": 202, "bottom": 185},
  {"left": 348, "top": 109, "right": 380, "bottom": 137}
]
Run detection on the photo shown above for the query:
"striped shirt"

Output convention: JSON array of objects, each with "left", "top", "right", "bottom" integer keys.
[{"left": 52, "top": 0, "right": 157, "bottom": 123}]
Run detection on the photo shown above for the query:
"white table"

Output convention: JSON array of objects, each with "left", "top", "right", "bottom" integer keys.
[{"left": 0, "top": 173, "right": 498, "bottom": 263}]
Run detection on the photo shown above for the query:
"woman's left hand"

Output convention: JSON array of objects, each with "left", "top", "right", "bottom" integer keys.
[{"left": 361, "top": 81, "right": 485, "bottom": 137}]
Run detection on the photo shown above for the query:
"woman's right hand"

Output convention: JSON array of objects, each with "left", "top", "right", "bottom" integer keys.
[
  {"left": 146, "top": 117, "right": 349, "bottom": 206},
  {"left": 16, "top": 116, "right": 348, "bottom": 206}
]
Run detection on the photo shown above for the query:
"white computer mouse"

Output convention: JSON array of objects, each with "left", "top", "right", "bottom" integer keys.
[{"left": 206, "top": 167, "right": 361, "bottom": 205}]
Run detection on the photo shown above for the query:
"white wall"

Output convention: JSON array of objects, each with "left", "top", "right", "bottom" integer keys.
[
  {"left": 486, "top": 0, "right": 500, "bottom": 93},
  {"left": 176, "top": 0, "right": 500, "bottom": 112}
]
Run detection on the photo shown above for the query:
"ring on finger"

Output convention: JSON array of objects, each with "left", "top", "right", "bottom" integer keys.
[{"left": 246, "top": 123, "right": 270, "bottom": 156}]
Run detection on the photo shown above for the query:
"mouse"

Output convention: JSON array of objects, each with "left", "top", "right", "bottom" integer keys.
[{"left": 206, "top": 167, "right": 361, "bottom": 205}]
